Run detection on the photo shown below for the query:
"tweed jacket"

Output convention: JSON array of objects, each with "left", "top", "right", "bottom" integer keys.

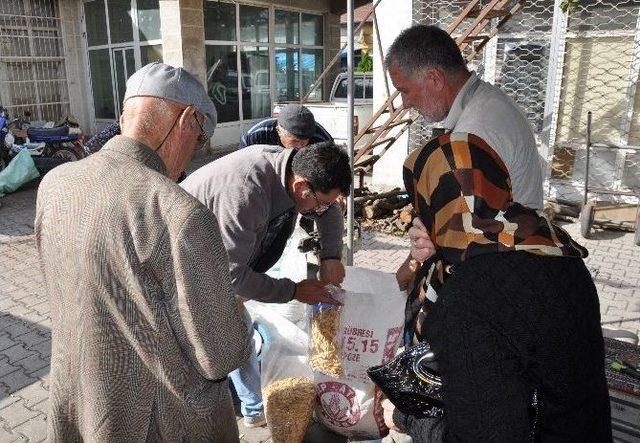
[{"left": 35, "top": 136, "right": 251, "bottom": 442}]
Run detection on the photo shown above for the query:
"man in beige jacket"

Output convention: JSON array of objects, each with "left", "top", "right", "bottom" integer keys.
[{"left": 35, "top": 63, "right": 251, "bottom": 442}]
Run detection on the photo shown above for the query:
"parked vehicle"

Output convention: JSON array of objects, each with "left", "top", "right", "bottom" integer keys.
[
  {"left": 273, "top": 71, "right": 374, "bottom": 146},
  {"left": 0, "top": 107, "right": 85, "bottom": 174}
]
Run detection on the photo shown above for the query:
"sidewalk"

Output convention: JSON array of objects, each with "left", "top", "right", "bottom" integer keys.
[{"left": 0, "top": 186, "right": 638, "bottom": 442}]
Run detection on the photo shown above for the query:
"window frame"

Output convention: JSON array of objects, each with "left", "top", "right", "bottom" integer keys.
[
  {"left": 82, "top": 0, "right": 162, "bottom": 123},
  {"left": 204, "top": 0, "right": 325, "bottom": 127}
]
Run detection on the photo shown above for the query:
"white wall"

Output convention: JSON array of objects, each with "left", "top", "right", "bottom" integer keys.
[{"left": 370, "top": 0, "right": 412, "bottom": 189}]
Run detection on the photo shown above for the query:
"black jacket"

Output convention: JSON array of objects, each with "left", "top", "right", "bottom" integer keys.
[
  {"left": 238, "top": 118, "right": 332, "bottom": 149},
  {"left": 394, "top": 251, "right": 612, "bottom": 442}
]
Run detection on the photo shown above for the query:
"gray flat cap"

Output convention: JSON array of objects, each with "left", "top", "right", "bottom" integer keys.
[
  {"left": 277, "top": 104, "right": 316, "bottom": 139},
  {"left": 124, "top": 62, "right": 217, "bottom": 137}
]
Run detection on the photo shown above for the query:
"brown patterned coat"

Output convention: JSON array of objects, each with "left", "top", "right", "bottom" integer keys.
[{"left": 35, "top": 136, "right": 251, "bottom": 442}]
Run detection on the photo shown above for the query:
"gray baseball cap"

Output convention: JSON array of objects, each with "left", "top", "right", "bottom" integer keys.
[
  {"left": 277, "top": 104, "right": 316, "bottom": 139},
  {"left": 124, "top": 62, "right": 217, "bottom": 138}
]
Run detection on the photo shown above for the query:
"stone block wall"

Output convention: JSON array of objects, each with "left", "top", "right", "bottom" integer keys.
[{"left": 59, "top": 0, "right": 93, "bottom": 132}]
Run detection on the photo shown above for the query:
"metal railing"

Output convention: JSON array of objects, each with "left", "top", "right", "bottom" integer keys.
[{"left": 0, "top": 0, "right": 70, "bottom": 122}]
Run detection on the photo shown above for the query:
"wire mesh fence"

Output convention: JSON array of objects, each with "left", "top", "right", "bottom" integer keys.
[
  {"left": 0, "top": 0, "right": 70, "bottom": 123},
  {"left": 550, "top": 0, "right": 640, "bottom": 202},
  {"left": 411, "top": 0, "right": 640, "bottom": 204}
]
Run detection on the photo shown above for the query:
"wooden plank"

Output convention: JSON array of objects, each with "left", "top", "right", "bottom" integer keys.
[
  {"left": 370, "top": 114, "right": 414, "bottom": 159},
  {"left": 368, "top": 136, "right": 397, "bottom": 149},
  {"left": 446, "top": 0, "right": 481, "bottom": 34},
  {"left": 354, "top": 154, "right": 380, "bottom": 168},
  {"left": 456, "top": 0, "right": 504, "bottom": 51},
  {"left": 354, "top": 107, "right": 409, "bottom": 161},
  {"left": 467, "top": 2, "right": 524, "bottom": 61},
  {"left": 354, "top": 90, "right": 400, "bottom": 143},
  {"left": 364, "top": 118, "right": 413, "bottom": 134},
  {"left": 467, "top": 8, "right": 510, "bottom": 19},
  {"left": 463, "top": 34, "right": 490, "bottom": 43}
]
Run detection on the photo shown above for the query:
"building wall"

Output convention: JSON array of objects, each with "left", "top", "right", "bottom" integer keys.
[{"left": 60, "top": 0, "right": 92, "bottom": 132}]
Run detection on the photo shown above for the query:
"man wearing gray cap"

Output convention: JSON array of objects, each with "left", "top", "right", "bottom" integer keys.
[
  {"left": 35, "top": 62, "right": 251, "bottom": 442},
  {"left": 239, "top": 103, "right": 333, "bottom": 149}
]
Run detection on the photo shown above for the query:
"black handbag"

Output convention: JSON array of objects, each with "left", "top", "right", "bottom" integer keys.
[
  {"left": 368, "top": 342, "right": 541, "bottom": 440},
  {"left": 367, "top": 341, "right": 444, "bottom": 418}
]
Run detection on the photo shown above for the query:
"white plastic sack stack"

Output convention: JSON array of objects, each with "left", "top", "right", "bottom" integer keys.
[
  {"left": 245, "top": 300, "right": 311, "bottom": 385},
  {"left": 265, "top": 215, "right": 308, "bottom": 326},
  {"left": 314, "top": 266, "right": 406, "bottom": 439}
]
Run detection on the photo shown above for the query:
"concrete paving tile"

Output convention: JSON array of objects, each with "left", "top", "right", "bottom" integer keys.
[
  {"left": 12, "top": 413, "right": 47, "bottom": 442},
  {"left": 0, "top": 399, "right": 38, "bottom": 428},
  {"left": 0, "top": 368, "right": 36, "bottom": 396}
]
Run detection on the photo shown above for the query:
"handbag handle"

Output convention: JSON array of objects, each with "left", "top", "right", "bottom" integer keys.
[{"left": 413, "top": 350, "right": 442, "bottom": 386}]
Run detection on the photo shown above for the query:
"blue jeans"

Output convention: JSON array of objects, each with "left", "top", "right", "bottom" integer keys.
[{"left": 229, "top": 324, "right": 264, "bottom": 418}]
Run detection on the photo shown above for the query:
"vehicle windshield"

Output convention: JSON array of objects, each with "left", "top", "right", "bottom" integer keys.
[{"left": 333, "top": 75, "right": 373, "bottom": 100}]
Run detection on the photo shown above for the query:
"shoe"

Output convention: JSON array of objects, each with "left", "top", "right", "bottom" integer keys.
[{"left": 243, "top": 414, "right": 267, "bottom": 428}]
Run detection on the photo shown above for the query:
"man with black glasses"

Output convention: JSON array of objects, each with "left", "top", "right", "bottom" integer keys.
[{"left": 181, "top": 141, "right": 351, "bottom": 427}]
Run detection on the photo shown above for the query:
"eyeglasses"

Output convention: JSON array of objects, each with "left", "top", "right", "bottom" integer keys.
[{"left": 308, "top": 184, "right": 333, "bottom": 215}]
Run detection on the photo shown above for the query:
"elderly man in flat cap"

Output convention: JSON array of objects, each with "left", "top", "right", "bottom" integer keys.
[{"left": 35, "top": 62, "right": 251, "bottom": 442}]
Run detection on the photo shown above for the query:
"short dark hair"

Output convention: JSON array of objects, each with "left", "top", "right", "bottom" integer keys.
[
  {"left": 292, "top": 142, "right": 352, "bottom": 196},
  {"left": 385, "top": 25, "right": 467, "bottom": 76}
]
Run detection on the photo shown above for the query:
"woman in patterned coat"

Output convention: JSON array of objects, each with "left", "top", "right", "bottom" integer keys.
[{"left": 384, "top": 132, "right": 612, "bottom": 442}]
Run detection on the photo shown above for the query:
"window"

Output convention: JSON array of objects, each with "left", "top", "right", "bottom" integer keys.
[
  {"left": 0, "top": 0, "right": 70, "bottom": 121},
  {"left": 137, "top": 0, "right": 161, "bottom": 41},
  {"left": 301, "top": 13, "right": 322, "bottom": 46},
  {"left": 240, "top": 5, "right": 268, "bottom": 43},
  {"left": 89, "top": 49, "right": 116, "bottom": 119},
  {"left": 302, "top": 49, "right": 323, "bottom": 101},
  {"left": 84, "top": 0, "right": 163, "bottom": 120},
  {"left": 275, "top": 10, "right": 298, "bottom": 44},
  {"left": 84, "top": 0, "right": 108, "bottom": 46},
  {"left": 107, "top": 0, "right": 133, "bottom": 43},
  {"left": 242, "top": 46, "right": 271, "bottom": 119},
  {"left": 205, "top": 2, "right": 273, "bottom": 123},
  {"left": 206, "top": 45, "right": 240, "bottom": 123},
  {"left": 275, "top": 48, "right": 299, "bottom": 103},
  {"left": 204, "top": 1, "right": 235, "bottom": 41},
  {"left": 204, "top": 2, "right": 325, "bottom": 124},
  {"left": 274, "top": 9, "right": 323, "bottom": 102},
  {"left": 333, "top": 74, "right": 374, "bottom": 100}
]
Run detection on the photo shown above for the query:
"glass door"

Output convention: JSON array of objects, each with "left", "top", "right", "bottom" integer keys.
[{"left": 111, "top": 47, "right": 136, "bottom": 116}]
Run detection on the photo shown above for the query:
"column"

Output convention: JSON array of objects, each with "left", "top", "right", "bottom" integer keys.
[{"left": 159, "top": 0, "right": 206, "bottom": 86}]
